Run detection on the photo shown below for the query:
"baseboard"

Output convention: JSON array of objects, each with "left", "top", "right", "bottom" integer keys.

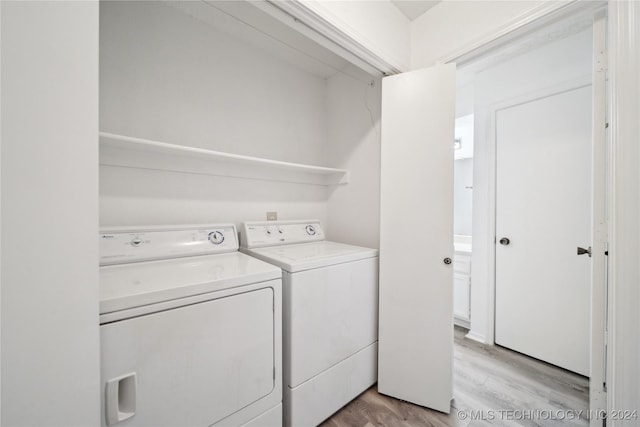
[
  {"left": 453, "top": 317, "right": 470, "bottom": 329},
  {"left": 465, "top": 330, "right": 488, "bottom": 344}
]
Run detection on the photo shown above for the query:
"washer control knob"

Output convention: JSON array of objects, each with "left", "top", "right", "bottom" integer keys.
[
  {"left": 130, "top": 237, "right": 143, "bottom": 247},
  {"left": 305, "top": 225, "right": 317, "bottom": 236},
  {"left": 208, "top": 231, "right": 225, "bottom": 245}
]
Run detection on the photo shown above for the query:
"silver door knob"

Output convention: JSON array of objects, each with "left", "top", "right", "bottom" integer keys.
[
  {"left": 577, "top": 246, "right": 592, "bottom": 257},
  {"left": 499, "top": 237, "right": 510, "bottom": 246}
]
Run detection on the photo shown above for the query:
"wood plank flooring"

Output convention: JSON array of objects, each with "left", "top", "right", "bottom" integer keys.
[{"left": 321, "top": 327, "right": 589, "bottom": 427}]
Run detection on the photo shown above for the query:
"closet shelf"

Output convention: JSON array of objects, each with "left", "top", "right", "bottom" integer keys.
[{"left": 99, "top": 132, "right": 349, "bottom": 186}]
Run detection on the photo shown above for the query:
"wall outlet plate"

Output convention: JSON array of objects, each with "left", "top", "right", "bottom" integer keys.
[{"left": 266, "top": 211, "right": 278, "bottom": 221}]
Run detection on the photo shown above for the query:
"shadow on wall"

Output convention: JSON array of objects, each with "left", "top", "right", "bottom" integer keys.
[{"left": 325, "top": 68, "right": 382, "bottom": 249}]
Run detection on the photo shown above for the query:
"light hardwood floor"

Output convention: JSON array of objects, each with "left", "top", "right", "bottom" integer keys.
[{"left": 321, "top": 327, "right": 589, "bottom": 427}]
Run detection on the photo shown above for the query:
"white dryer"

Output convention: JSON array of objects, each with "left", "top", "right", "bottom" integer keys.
[
  {"left": 99, "top": 224, "right": 282, "bottom": 427},
  {"left": 240, "top": 220, "right": 378, "bottom": 427}
]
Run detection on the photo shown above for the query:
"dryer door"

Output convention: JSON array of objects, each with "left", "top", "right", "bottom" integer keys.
[{"left": 100, "top": 287, "right": 275, "bottom": 426}]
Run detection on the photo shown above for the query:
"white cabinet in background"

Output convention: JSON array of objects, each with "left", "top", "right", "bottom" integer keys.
[{"left": 453, "top": 251, "right": 471, "bottom": 328}]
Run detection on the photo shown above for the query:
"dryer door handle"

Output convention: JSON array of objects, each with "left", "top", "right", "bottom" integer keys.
[{"left": 105, "top": 372, "right": 137, "bottom": 426}]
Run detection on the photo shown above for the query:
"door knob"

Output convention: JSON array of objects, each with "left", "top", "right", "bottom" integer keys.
[
  {"left": 577, "top": 246, "right": 592, "bottom": 257},
  {"left": 499, "top": 237, "right": 510, "bottom": 246},
  {"left": 443, "top": 257, "right": 452, "bottom": 265}
]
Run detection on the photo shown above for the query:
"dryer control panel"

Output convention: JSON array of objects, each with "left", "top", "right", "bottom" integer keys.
[
  {"left": 100, "top": 224, "right": 238, "bottom": 265},
  {"left": 241, "top": 220, "right": 325, "bottom": 248}
]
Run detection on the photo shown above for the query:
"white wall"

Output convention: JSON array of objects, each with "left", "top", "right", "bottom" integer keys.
[
  {"left": 326, "top": 68, "right": 381, "bottom": 249},
  {"left": 306, "top": 0, "right": 410, "bottom": 71},
  {"left": 454, "top": 159, "right": 473, "bottom": 236},
  {"left": 1, "top": 1, "right": 100, "bottom": 425},
  {"left": 100, "top": 1, "right": 331, "bottom": 228},
  {"left": 469, "top": 28, "right": 593, "bottom": 343},
  {"left": 411, "top": 1, "right": 548, "bottom": 69}
]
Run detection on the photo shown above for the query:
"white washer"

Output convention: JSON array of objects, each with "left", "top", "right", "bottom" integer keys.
[
  {"left": 240, "top": 220, "right": 378, "bottom": 427},
  {"left": 99, "top": 224, "right": 283, "bottom": 427}
]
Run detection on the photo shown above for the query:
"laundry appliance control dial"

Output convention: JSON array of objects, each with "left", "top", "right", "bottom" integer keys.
[{"left": 208, "top": 231, "right": 225, "bottom": 245}]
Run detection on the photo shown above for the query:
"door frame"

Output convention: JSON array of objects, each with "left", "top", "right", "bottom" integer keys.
[
  {"left": 607, "top": 1, "right": 640, "bottom": 421},
  {"left": 589, "top": 9, "right": 607, "bottom": 420},
  {"left": 450, "top": 7, "right": 609, "bottom": 425},
  {"left": 442, "top": 1, "right": 607, "bottom": 348}
]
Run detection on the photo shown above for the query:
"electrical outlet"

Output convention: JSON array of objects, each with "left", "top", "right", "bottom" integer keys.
[{"left": 267, "top": 211, "right": 278, "bottom": 221}]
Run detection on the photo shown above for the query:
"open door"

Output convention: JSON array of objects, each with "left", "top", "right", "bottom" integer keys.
[{"left": 378, "top": 64, "right": 456, "bottom": 413}]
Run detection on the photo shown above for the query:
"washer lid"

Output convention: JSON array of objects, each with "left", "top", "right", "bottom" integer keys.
[
  {"left": 242, "top": 241, "right": 378, "bottom": 273},
  {"left": 99, "top": 252, "right": 281, "bottom": 315}
]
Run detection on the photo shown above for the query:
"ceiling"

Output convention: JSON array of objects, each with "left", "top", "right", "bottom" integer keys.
[{"left": 391, "top": 0, "right": 441, "bottom": 21}]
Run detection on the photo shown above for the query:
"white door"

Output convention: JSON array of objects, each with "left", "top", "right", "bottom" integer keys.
[
  {"left": 495, "top": 86, "right": 592, "bottom": 376},
  {"left": 378, "top": 64, "right": 456, "bottom": 413}
]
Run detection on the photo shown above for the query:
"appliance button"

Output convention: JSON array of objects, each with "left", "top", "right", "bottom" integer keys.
[
  {"left": 130, "top": 238, "right": 143, "bottom": 247},
  {"left": 305, "top": 225, "right": 316, "bottom": 236}
]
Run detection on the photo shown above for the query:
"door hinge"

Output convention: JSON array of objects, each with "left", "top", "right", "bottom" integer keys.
[{"left": 596, "top": 49, "right": 608, "bottom": 72}]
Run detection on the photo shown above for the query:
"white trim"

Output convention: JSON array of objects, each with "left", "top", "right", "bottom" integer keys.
[
  {"left": 454, "top": 317, "right": 470, "bottom": 330},
  {"left": 607, "top": 1, "right": 640, "bottom": 422},
  {"left": 589, "top": 10, "right": 607, "bottom": 426},
  {"left": 483, "top": 75, "right": 593, "bottom": 347},
  {"left": 0, "top": 0, "right": 2, "bottom": 419},
  {"left": 440, "top": 0, "right": 606, "bottom": 66},
  {"left": 247, "top": 0, "right": 383, "bottom": 77},
  {"left": 265, "top": 0, "right": 404, "bottom": 75},
  {"left": 464, "top": 331, "right": 487, "bottom": 344}
]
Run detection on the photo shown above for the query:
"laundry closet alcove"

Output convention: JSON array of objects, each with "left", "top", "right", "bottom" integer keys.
[{"left": 99, "top": 0, "right": 382, "bottom": 249}]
